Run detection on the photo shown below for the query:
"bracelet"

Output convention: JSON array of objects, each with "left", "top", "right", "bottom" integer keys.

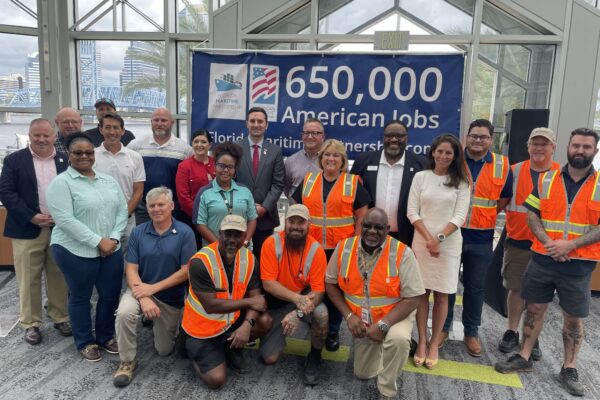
[
  {"left": 345, "top": 312, "right": 353, "bottom": 321},
  {"left": 245, "top": 318, "right": 256, "bottom": 327}
]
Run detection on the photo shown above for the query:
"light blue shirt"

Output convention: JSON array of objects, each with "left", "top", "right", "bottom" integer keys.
[
  {"left": 193, "top": 179, "right": 257, "bottom": 245},
  {"left": 47, "top": 166, "right": 128, "bottom": 258}
]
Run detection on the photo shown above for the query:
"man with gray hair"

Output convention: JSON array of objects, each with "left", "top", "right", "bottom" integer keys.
[
  {"left": 113, "top": 186, "right": 196, "bottom": 387},
  {"left": 54, "top": 107, "right": 83, "bottom": 153}
]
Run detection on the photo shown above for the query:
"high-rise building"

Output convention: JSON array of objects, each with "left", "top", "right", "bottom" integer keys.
[
  {"left": 25, "top": 52, "right": 39, "bottom": 89},
  {"left": 79, "top": 40, "right": 102, "bottom": 102},
  {"left": 119, "top": 41, "right": 161, "bottom": 88}
]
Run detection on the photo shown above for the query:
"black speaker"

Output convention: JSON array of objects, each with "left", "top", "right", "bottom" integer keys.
[{"left": 505, "top": 109, "right": 550, "bottom": 164}]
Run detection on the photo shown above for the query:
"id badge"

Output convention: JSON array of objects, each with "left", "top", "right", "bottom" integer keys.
[{"left": 361, "top": 306, "right": 372, "bottom": 325}]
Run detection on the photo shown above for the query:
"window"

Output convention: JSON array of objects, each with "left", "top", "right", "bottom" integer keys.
[
  {"left": 0, "top": 34, "right": 40, "bottom": 108},
  {"left": 0, "top": 0, "right": 37, "bottom": 28}
]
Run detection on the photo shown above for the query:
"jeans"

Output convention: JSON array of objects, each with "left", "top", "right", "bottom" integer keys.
[
  {"left": 443, "top": 241, "right": 493, "bottom": 337},
  {"left": 51, "top": 245, "right": 123, "bottom": 350}
]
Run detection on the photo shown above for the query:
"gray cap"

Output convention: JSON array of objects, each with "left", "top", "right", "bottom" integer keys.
[
  {"left": 529, "top": 127, "right": 556, "bottom": 143},
  {"left": 286, "top": 204, "right": 310, "bottom": 220},
  {"left": 220, "top": 214, "right": 247, "bottom": 232}
]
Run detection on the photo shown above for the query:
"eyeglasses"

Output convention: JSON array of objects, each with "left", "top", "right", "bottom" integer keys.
[
  {"left": 70, "top": 150, "right": 94, "bottom": 157},
  {"left": 215, "top": 163, "right": 235, "bottom": 171},
  {"left": 384, "top": 133, "right": 407, "bottom": 140},
  {"left": 362, "top": 223, "right": 387, "bottom": 231},
  {"left": 467, "top": 134, "right": 492, "bottom": 142},
  {"left": 302, "top": 131, "right": 323, "bottom": 137}
]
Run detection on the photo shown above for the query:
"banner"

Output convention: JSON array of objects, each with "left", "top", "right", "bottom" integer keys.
[{"left": 191, "top": 51, "right": 464, "bottom": 158}]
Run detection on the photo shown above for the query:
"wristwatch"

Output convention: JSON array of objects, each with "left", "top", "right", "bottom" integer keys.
[
  {"left": 377, "top": 320, "right": 390, "bottom": 334},
  {"left": 296, "top": 309, "right": 304, "bottom": 318},
  {"left": 245, "top": 318, "right": 256, "bottom": 327},
  {"left": 436, "top": 233, "right": 446, "bottom": 242}
]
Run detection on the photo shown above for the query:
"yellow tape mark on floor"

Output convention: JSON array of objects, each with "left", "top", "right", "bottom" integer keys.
[
  {"left": 403, "top": 359, "right": 523, "bottom": 388},
  {"left": 246, "top": 338, "right": 350, "bottom": 362},
  {"left": 430, "top": 293, "right": 463, "bottom": 306}
]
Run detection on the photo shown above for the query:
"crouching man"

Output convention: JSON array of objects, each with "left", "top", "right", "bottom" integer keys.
[
  {"left": 113, "top": 187, "right": 197, "bottom": 387},
  {"left": 326, "top": 208, "right": 424, "bottom": 400},
  {"left": 182, "top": 214, "right": 271, "bottom": 389},
  {"left": 259, "top": 204, "right": 329, "bottom": 385}
]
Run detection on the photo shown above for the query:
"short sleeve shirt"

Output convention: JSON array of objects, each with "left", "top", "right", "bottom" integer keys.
[
  {"left": 94, "top": 144, "right": 146, "bottom": 202},
  {"left": 126, "top": 218, "right": 197, "bottom": 307}
]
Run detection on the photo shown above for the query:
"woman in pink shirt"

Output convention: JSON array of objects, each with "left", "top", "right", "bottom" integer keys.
[{"left": 176, "top": 129, "right": 215, "bottom": 219}]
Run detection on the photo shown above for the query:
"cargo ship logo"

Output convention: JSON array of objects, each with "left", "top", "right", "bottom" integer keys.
[{"left": 215, "top": 73, "right": 242, "bottom": 92}]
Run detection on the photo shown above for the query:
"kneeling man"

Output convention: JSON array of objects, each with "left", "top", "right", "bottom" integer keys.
[
  {"left": 326, "top": 208, "right": 424, "bottom": 400},
  {"left": 183, "top": 214, "right": 271, "bottom": 389},
  {"left": 114, "top": 187, "right": 197, "bottom": 387},
  {"left": 260, "top": 204, "right": 329, "bottom": 385}
]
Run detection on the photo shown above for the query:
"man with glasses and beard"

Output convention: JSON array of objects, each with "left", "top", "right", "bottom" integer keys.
[
  {"left": 128, "top": 108, "right": 192, "bottom": 224},
  {"left": 496, "top": 128, "right": 600, "bottom": 398},
  {"left": 259, "top": 204, "right": 329, "bottom": 385},
  {"left": 326, "top": 208, "right": 424, "bottom": 400}
]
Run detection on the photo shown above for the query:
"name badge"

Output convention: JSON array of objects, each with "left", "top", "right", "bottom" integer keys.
[
  {"left": 367, "top": 165, "right": 378, "bottom": 171},
  {"left": 361, "top": 306, "right": 372, "bottom": 325}
]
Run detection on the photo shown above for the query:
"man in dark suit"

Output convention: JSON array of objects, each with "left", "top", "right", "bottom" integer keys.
[
  {"left": 235, "top": 107, "right": 285, "bottom": 261},
  {"left": 0, "top": 118, "right": 71, "bottom": 345},
  {"left": 350, "top": 120, "right": 426, "bottom": 246}
]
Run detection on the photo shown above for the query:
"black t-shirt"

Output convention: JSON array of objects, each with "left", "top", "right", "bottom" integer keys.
[
  {"left": 291, "top": 174, "right": 371, "bottom": 208},
  {"left": 189, "top": 247, "right": 261, "bottom": 295}
]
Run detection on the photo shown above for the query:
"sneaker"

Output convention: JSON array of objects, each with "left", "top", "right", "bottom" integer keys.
[
  {"left": 100, "top": 338, "right": 119, "bottom": 354},
  {"left": 558, "top": 367, "right": 584, "bottom": 396},
  {"left": 303, "top": 351, "right": 322, "bottom": 385},
  {"left": 114, "top": 360, "right": 137, "bottom": 387},
  {"left": 80, "top": 344, "right": 102, "bottom": 362},
  {"left": 325, "top": 332, "right": 340, "bottom": 352},
  {"left": 495, "top": 354, "right": 533, "bottom": 374},
  {"left": 498, "top": 330, "right": 519, "bottom": 353},
  {"left": 226, "top": 347, "right": 251, "bottom": 374},
  {"left": 531, "top": 339, "right": 542, "bottom": 361}
]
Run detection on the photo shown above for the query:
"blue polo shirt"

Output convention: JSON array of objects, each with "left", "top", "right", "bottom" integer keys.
[
  {"left": 126, "top": 218, "right": 197, "bottom": 308},
  {"left": 462, "top": 150, "right": 513, "bottom": 244}
]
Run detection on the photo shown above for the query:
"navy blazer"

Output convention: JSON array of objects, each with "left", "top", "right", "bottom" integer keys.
[
  {"left": 234, "top": 137, "right": 285, "bottom": 231},
  {"left": 0, "top": 148, "right": 68, "bottom": 239},
  {"left": 350, "top": 150, "right": 427, "bottom": 246}
]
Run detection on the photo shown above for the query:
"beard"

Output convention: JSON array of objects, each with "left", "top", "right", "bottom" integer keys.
[
  {"left": 153, "top": 128, "right": 170, "bottom": 138},
  {"left": 567, "top": 153, "right": 594, "bottom": 169},
  {"left": 286, "top": 234, "right": 307, "bottom": 252}
]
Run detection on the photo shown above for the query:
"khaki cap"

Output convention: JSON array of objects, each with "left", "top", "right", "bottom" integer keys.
[
  {"left": 286, "top": 204, "right": 310, "bottom": 220},
  {"left": 529, "top": 127, "right": 556, "bottom": 143},
  {"left": 220, "top": 214, "right": 247, "bottom": 232}
]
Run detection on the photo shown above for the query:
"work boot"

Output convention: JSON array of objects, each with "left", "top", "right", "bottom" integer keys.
[
  {"left": 114, "top": 360, "right": 137, "bottom": 387},
  {"left": 303, "top": 350, "right": 322, "bottom": 385}
]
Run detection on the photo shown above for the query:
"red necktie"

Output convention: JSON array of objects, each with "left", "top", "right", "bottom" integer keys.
[{"left": 252, "top": 144, "right": 259, "bottom": 177}]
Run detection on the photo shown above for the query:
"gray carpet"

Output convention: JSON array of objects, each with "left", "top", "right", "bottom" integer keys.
[{"left": 1, "top": 268, "right": 599, "bottom": 400}]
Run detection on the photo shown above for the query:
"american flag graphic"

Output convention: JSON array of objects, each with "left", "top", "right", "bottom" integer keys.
[{"left": 251, "top": 66, "right": 278, "bottom": 102}]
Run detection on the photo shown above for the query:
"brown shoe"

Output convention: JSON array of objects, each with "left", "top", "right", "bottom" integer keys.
[
  {"left": 80, "top": 344, "right": 102, "bottom": 362},
  {"left": 114, "top": 360, "right": 137, "bottom": 387},
  {"left": 100, "top": 338, "right": 119, "bottom": 354},
  {"left": 438, "top": 331, "right": 449, "bottom": 349},
  {"left": 464, "top": 336, "right": 482, "bottom": 357},
  {"left": 53, "top": 322, "right": 72, "bottom": 337},
  {"left": 24, "top": 327, "right": 42, "bottom": 345}
]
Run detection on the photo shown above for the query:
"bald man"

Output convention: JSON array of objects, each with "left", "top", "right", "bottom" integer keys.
[
  {"left": 54, "top": 107, "right": 83, "bottom": 153},
  {"left": 128, "top": 108, "right": 193, "bottom": 224}
]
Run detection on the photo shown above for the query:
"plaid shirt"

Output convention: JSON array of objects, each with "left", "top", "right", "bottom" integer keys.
[{"left": 54, "top": 134, "right": 68, "bottom": 153}]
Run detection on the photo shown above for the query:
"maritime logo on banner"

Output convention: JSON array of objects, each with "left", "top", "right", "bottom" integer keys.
[
  {"left": 208, "top": 63, "right": 247, "bottom": 120},
  {"left": 249, "top": 64, "right": 278, "bottom": 122}
]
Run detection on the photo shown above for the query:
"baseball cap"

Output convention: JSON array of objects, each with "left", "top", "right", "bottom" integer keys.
[
  {"left": 529, "top": 127, "right": 556, "bottom": 143},
  {"left": 220, "top": 214, "right": 247, "bottom": 232},
  {"left": 286, "top": 204, "right": 310, "bottom": 220},
  {"left": 94, "top": 98, "right": 116, "bottom": 109}
]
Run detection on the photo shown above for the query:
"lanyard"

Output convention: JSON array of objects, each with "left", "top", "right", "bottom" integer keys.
[{"left": 219, "top": 190, "right": 234, "bottom": 215}]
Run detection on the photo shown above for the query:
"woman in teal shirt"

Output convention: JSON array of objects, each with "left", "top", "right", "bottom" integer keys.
[
  {"left": 47, "top": 132, "right": 128, "bottom": 362},
  {"left": 192, "top": 142, "right": 257, "bottom": 247}
]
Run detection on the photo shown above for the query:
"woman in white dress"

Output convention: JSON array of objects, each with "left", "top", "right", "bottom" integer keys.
[{"left": 407, "top": 134, "right": 470, "bottom": 369}]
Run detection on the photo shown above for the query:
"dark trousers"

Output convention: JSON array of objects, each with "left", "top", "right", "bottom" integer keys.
[
  {"left": 51, "top": 245, "right": 123, "bottom": 350},
  {"left": 443, "top": 241, "right": 494, "bottom": 337},
  {"left": 324, "top": 248, "right": 342, "bottom": 334}
]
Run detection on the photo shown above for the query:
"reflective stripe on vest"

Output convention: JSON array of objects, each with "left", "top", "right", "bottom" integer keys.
[
  {"left": 340, "top": 236, "right": 400, "bottom": 279},
  {"left": 491, "top": 152, "right": 504, "bottom": 180},
  {"left": 185, "top": 290, "right": 231, "bottom": 322},
  {"left": 592, "top": 173, "right": 600, "bottom": 202},
  {"left": 506, "top": 162, "right": 527, "bottom": 213},
  {"left": 198, "top": 247, "right": 223, "bottom": 288},
  {"left": 272, "top": 233, "right": 320, "bottom": 277},
  {"left": 539, "top": 170, "right": 559, "bottom": 199},
  {"left": 343, "top": 173, "right": 355, "bottom": 197},
  {"left": 471, "top": 197, "right": 497, "bottom": 208},
  {"left": 541, "top": 220, "right": 593, "bottom": 236},
  {"left": 343, "top": 293, "right": 401, "bottom": 308},
  {"left": 237, "top": 249, "right": 250, "bottom": 283},
  {"left": 310, "top": 215, "right": 355, "bottom": 227},
  {"left": 340, "top": 236, "right": 358, "bottom": 278},
  {"left": 302, "top": 172, "right": 318, "bottom": 198}
]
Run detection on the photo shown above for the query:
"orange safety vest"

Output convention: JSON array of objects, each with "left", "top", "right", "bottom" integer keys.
[
  {"left": 302, "top": 171, "right": 358, "bottom": 249},
  {"left": 530, "top": 169, "right": 600, "bottom": 261},
  {"left": 505, "top": 160, "right": 561, "bottom": 241},
  {"left": 181, "top": 242, "right": 255, "bottom": 339},
  {"left": 463, "top": 152, "right": 509, "bottom": 230},
  {"left": 336, "top": 236, "right": 406, "bottom": 324}
]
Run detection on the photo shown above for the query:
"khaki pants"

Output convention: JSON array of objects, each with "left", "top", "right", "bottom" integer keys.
[
  {"left": 115, "top": 289, "right": 182, "bottom": 362},
  {"left": 353, "top": 310, "right": 416, "bottom": 398},
  {"left": 12, "top": 227, "right": 68, "bottom": 328}
]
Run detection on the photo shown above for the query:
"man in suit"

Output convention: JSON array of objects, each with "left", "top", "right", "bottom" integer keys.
[
  {"left": 0, "top": 118, "right": 71, "bottom": 345},
  {"left": 350, "top": 120, "right": 426, "bottom": 247},
  {"left": 235, "top": 107, "right": 285, "bottom": 262}
]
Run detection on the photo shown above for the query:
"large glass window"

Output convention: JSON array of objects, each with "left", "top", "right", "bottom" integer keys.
[
  {"left": 178, "top": 41, "right": 209, "bottom": 113},
  {"left": 177, "top": 0, "right": 209, "bottom": 33},
  {"left": 259, "top": 4, "right": 311, "bottom": 34},
  {"left": 0, "top": 34, "right": 40, "bottom": 108},
  {"left": 74, "top": 0, "right": 164, "bottom": 32},
  {"left": 319, "top": 0, "right": 394, "bottom": 34},
  {"left": 481, "top": 3, "right": 540, "bottom": 35},
  {"left": 398, "top": 0, "right": 474, "bottom": 35},
  {"left": 0, "top": 0, "right": 37, "bottom": 27},
  {"left": 76, "top": 40, "right": 167, "bottom": 111}
]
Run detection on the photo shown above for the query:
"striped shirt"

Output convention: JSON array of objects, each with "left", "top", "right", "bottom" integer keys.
[{"left": 46, "top": 166, "right": 128, "bottom": 258}]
